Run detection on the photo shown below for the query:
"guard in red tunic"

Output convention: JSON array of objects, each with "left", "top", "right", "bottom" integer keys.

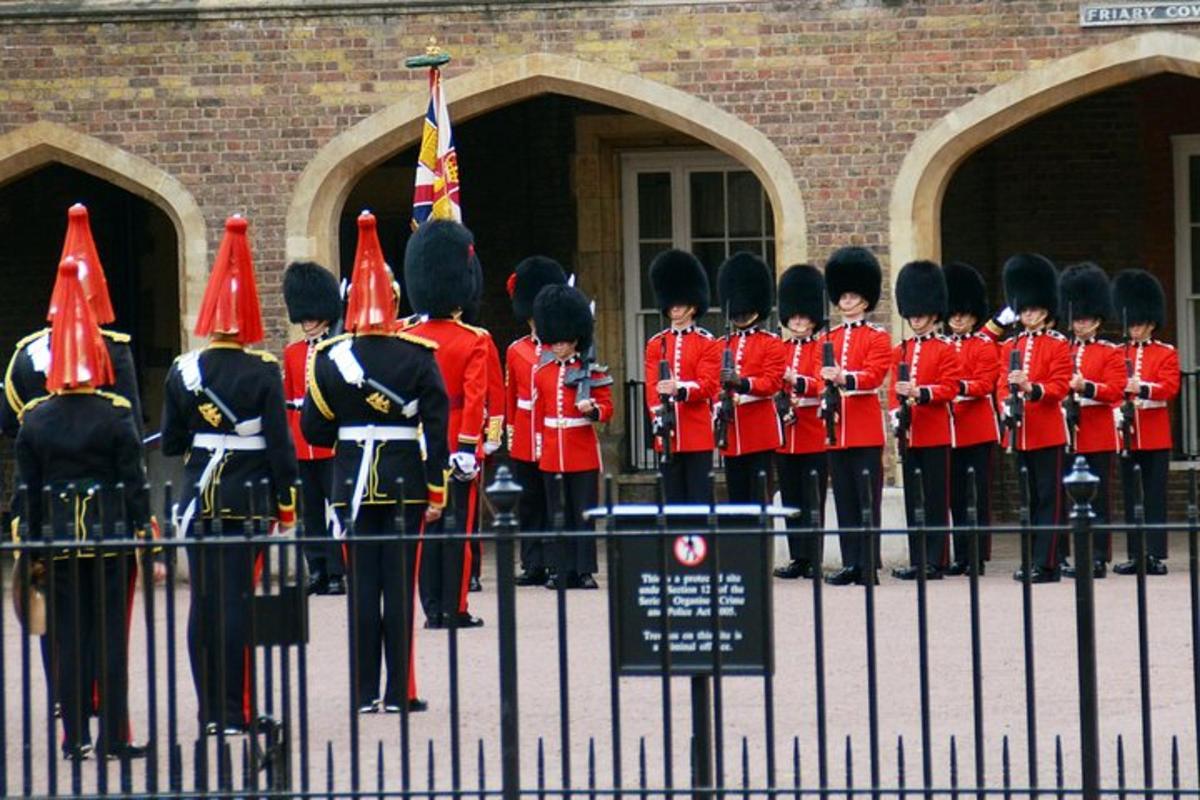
[
  {"left": 403, "top": 219, "right": 489, "bottom": 628},
  {"left": 889, "top": 261, "right": 961, "bottom": 580},
  {"left": 282, "top": 261, "right": 346, "bottom": 595},
  {"left": 643, "top": 250, "right": 720, "bottom": 504},
  {"left": 532, "top": 284, "right": 613, "bottom": 589},
  {"left": 1059, "top": 263, "right": 1123, "bottom": 579},
  {"left": 996, "top": 254, "right": 1072, "bottom": 583},
  {"left": 715, "top": 252, "right": 785, "bottom": 503},
  {"left": 821, "top": 247, "right": 892, "bottom": 587},
  {"left": 944, "top": 262, "right": 1000, "bottom": 575},
  {"left": 504, "top": 257, "right": 568, "bottom": 586},
  {"left": 773, "top": 264, "right": 828, "bottom": 580},
  {"left": 1112, "top": 269, "right": 1181, "bottom": 575}
]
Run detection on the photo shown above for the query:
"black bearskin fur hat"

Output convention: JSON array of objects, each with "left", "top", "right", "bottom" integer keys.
[
  {"left": 649, "top": 249, "right": 710, "bottom": 315},
  {"left": 1003, "top": 253, "right": 1058, "bottom": 314},
  {"left": 403, "top": 219, "right": 480, "bottom": 319},
  {"left": 944, "top": 262, "right": 989, "bottom": 324},
  {"left": 1059, "top": 262, "right": 1113, "bottom": 322},
  {"left": 462, "top": 258, "right": 484, "bottom": 326},
  {"left": 1112, "top": 268, "right": 1166, "bottom": 330},
  {"left": 282, "top": 261, "right": 341, "bottom": 325},
  {"left": 717, "top": 251, "right": 774, "bottom": 319},
  {"left": 533, "top": 284, "right": 594, "bottom": 354},
  {"left": 511, "top": 256, "right": 568, "bottom": 322},
  {"left": 895, "top": 260, "right": 948, "bottom": 321},
  {"left": 825, "top": 246, "right": 882, "bottom": 312},
  {"left": 777, "top": 264, "right": 825, "bottom": 330}
]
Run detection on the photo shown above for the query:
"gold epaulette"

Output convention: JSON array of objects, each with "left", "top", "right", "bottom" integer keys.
[
  {"left": 101, "top": 329, "right": 131, "bottom": 344},
  {"left": 96, "top": 390, "right": 133, "bottom": 409},
  {"left": 313, "top": 332, "right": 352, "bottom": 355},
  {"left": 13, "top": 328, "right": 49, "bottom": 351},
  {"left": 396, "top": 331, "right": 438, "bottom": 350},
  {"left": 246, "top": 348, "right": 279, "bottom": 364},
  {"left": 17, "top": 394, "right": 51, "bottom": 422},
  {"left": 453, "top": 319, "right": 488, "bottom": 337}
]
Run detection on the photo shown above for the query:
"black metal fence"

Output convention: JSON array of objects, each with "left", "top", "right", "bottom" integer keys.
[{"left": 1, "top": 458, "right": 1200, "bottom": 798}]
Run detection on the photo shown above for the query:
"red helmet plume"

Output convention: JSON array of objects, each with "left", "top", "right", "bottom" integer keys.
[
  {"left": 343, "top": 211, "right": 399, "bottom": 333},
  {"left": 46, "top": 256, "right": 114, "bottom": 392},
  {"left": 193, "top": 215, "right": 265, "bottom": 344},
  {"left": 52, "top": 203, "right": 116, "bottom": 325}
]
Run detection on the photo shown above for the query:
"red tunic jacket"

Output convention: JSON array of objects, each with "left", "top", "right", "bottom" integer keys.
[
  {"left": 283, "top": 337, "right": 334, "bottom": 461},
  {"left": 827, "top": 320, "right": 892, "bottom": 450},
  {"left": 1069, "top": 338, "right": 1124, "bottom": 454},
  {"left": 403, "top": 318, "right": 489, "bottom": 453},
  {"left": 505, "top": 335, "right": 543, "bottom": 463},
  {"left": 1124, "top": 339, "right": 1181, "bottom": 452},
  {"left": 996, "top": 329, "right": 1071, "bottom": 452},
  {"left": 483, "top": 331, "right": 505, "bottom": 454},
  {"left": 717, "top": 328, "right": 786, "bottom": 457},
  {"left": 643, "top": 326, "right": 720, "bottom": 454},
  {"left": 533, "top": 355, "right": 614, "bottom": 473},
  {"left": 949, "top": 332, "right": 1000, "bottom": 448},
  {"left": 889, "top": 334, "right": 962, "bottom": 449},
  {"left": 777, "top": 335, "right": 824, "bottom": 456}
]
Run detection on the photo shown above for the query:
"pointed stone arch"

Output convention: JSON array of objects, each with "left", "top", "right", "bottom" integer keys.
[
  {"left": 0, "top": 121, "right": 207, "bottom": 337},
  {"left": 286, "top": 52, "right": 806, "bottom": 272}
]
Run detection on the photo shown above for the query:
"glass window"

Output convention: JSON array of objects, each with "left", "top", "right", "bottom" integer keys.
[
  {"left": 637, "top": 173, "right": 671, "bottom": 240},
  {"left": 690, "top": 172, "right": 725, "bottom": 239},
  {"left": 727, "top": 171, "right": 763, "bottom": 237},
  {"left": 1191, "top": 156, "right": 1200, "bottom": 225},
  {"left": 1192, "top": 227, "right": 1200, "bottom": 295}
]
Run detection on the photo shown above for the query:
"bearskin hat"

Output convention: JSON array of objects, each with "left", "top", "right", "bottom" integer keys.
[
  {"left": 283, "top": 261, "right": 341, "bottom": 325},
  {"left": 403, "top": 219, "right": 480, "bottom": 319},
  {"left": 1002, "top": 253, "right": 1058, "bottom": 314},
  {"left": 944, "top": 262, "right": 989, "bottom": 324},
  {"left": 649, "top": 249, "right": 710, "bottom": 315},
  {"left": 1058, "top": 262, "right": 1113, "bottom": 323},
  {"left": 1112, "top": 268, "right": 1166, "bottom": 329},
  {"left": 895, "top": 260, "right": 948, "bottom": 321},
  {"left": 777, "top": 264, "right": 825, "bottom": 329},
  {"left": 825, "top": 246, "right": 882, "bottom": 312},
  {"left": 462, "top": 257, "right": 485, "bottom": 326},
  {"left": 511, "top": 256, "right": 567, "bottom": 322},
  {"left": 533, "top": 284, "right": 593, "bottom": 354},
  {"left": 717, "top": 251, "right": 774, "bottom": 319}
]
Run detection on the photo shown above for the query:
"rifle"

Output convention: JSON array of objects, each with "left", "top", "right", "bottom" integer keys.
[
  {"left": 657, "top": 321, "right": 675, "bottom": 462},
  {"left": 819, "top": 326, "right": 840, "bottom": 446},
  {"left": 896, "top": 346, "right": 912, "bottom": 462},
  {"left": 1119, "top": 308, "right": 1136, "bottom": 458},
  {"left": 775, "top": 330, "right": 800, "bottom": 428},
  {"left": 574, "top": 301, "right": 600, "bottom": 404},
  {"left": 714, "top": 304, "right": 735, "bottom": 451},
  {"left": 1063, "top": 303, "right": 1080, "bottom": 454},
  {"left": 1004, "top": 347, "right": 1023, "bottom": 454}
]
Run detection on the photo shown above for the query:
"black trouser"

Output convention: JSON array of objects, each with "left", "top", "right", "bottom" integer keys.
[
  {"left": 299, "top": 459, "right": 344, "bottom": 579},
  {"left": 53, "top": 554, "right": 134, "bottom": 754},
  {"left": 724, "top": 451, "right": 773, "bottom": 504},
  {"left": 660, "top": 450, "right": 715, "bottom": 504},
  {"left": 902, "top": 446, "right": 951, "bottom": 569},
  {"left": 420, "top": 479, "right": 473, "bottom": 621},
  {"left": 1120, "top": 448, "right": 1170, "bottom": 560},
  {"left": 544, "top": 470, "right": 598, "bottom": 577},
  {"left": 776, "top": 452, "right": 828, "bottom": 566},
  {"left": 950, "top": 442, "right": 994, "bottom": 565},
  {"left": 187, "top": 524, "right": 260, "bottom": 729},
  {"left": 1073, "top": 451, "right": 1113, "bottom": 563},
  {"left": 347, "top": 504, "right": 422, "bottom": 707},
  {"left": 512, "top": 458, "right": 548, "bottom": 571},
  {"left": 829, "top": 446, "right": 884, "bottom": 570},
  {"left": 1017, "top": 446, "right": 1065, "bottom": 570}
]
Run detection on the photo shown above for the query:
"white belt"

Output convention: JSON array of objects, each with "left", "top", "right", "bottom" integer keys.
[
  {"left": 843, "top": 389, "right": 876, "bottom": 397},
  {"left": 1078, "top": 397, "right": 1106, "bottom": 407},
  {"left": 339, "top": 425, "right": 421, "bottom": 523},
  {"left": 516, "top": 398, "right": 533, "bottom": 411},
  {"left": 735, "top": 394, "right": 769, "bottom": 406},
  {"left": 174, "top": 422, "right": 268, "bottom": 536},
  {"left": 192, "top": 432, "right": 268, "bottom": 451},
  {"left": 953, "top": 396, "right": 979, "bottom": 404},
  {"left": 1138, "top": 400, "right": 1167, "bottom": 410},
  {"left": 544, "top": 417, "right": 591, "bottom": 429},
  {"left": 795, "top": 398, "right": 821, "bottom": 408}
]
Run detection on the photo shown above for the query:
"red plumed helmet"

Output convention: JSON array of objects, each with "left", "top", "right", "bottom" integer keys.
[
  {"left": 343, "top": 211, "right": 399, "bottom": 332},
  {"left": 46, "top": 256, "right": 114, "bottom": 392},
  {"left": 193, "top": 215, "right": 265, "bottom": 344},
  {"left": 54, "top": 203, "right": 116, "bottom": 325},
  {"left": 506, "top": 272, "right": 517, "bottom": 299}
]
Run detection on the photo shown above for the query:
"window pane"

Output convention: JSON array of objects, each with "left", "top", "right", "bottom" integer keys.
[
  {"left": 692, "top": 240, "right": 726, "bottom": 298},
  {"left": 696, "top": 310, "right": 724, "bottom": 337},
  {"left": 690, "top": 172, "right": 725, "bottom": 238},
  {"left": 1191, "top": 157, "right": 1200, "bottom": 224},
  {"left": 766, "top": 240, "right": 776, "bottom": 266},
  {"left": 1193, "top": 227, "right": 1200, "bottom": 294},
  {"left": 640, "top": 242, "right": 672, "bottom": 310},
  {"left": 729, "top": 240, "right": 763, "bottom": 257},
  {"left": 637, "top": 172, "right": 672, "bottom": 240},
  {"left": 765, "top": 195, "right": 775, "bottom": 235},
  {"left": 727, "top": 171, "right": 763, "bottom": 237}
]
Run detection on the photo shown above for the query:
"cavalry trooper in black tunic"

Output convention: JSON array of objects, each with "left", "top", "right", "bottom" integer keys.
[
  {"left": 161, "top": 215, "right": 298, "bottom": 735},
  {"left": 302, "top": 211, "right": 450, "bottom": 714},
  {"left": 15, "top": 256, "right": 150, "bottom": 761}
]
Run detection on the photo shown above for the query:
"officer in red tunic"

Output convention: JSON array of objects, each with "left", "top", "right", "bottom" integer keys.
[
  {"left": 403, "top": 219, "right": 488, "bottom": 628},
  {"left": 890, "top": 261, "right": 962, "bottom": 580},
  {"left": 821, "top": 247, "right": 892, "bottom": 587},
  {"left": 282, "top": 261, "right": 346, "bottom": 595},
  {"left": 996, "top": 254, "right": 1072, "bottom": 583},
  {"left": 504, "top": 257, "right": 568, "bottom": 586},
  {"left": 943, "top": 262, "right": 1000, "bottom": 575},
  {"left": 643, "top": 250, "right": 720, "bottom": 504},
  {"left": 532, "top": 284, "right": 613, "bottom": 589},
  {"left": 715, "top": 252, "right": 786, "bottom": 503},
  {"left": 1059, "top": 263, "right": 1123, "bottom": 579},
  {"left": 773, "top": 264, "right": 828, "bottom": 580},
  {"left": 1112, "top": 269, "right": 1181, "bottom": 575}
]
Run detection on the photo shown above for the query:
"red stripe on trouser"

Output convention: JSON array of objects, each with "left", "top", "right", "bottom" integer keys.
[
  {"left": 458, "top": 482, "right": 478, "bottom": 614},
  {"left": 243, "top": 551, "right": 265, "bottom": 725}
]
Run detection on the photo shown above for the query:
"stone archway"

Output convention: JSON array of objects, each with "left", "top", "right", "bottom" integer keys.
[
  {"left": 0, "top": 121, "right": 207, "bottom": 340},
  {"left": 286, "top": 52, "right": 807, "bottom": 272}
]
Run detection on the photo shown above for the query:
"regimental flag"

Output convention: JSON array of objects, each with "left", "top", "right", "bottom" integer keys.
[{"left": 411, "top": 67, "right": 461, "bottom": 228}]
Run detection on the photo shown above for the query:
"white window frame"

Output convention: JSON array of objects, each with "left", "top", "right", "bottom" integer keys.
[{"left": 1173, "top": 134, "right": 1200, "bottom": 457}]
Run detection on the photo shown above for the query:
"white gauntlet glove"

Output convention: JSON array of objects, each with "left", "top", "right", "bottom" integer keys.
[{"left": 450, "top": 451, "right": 478, "bottom": 481}]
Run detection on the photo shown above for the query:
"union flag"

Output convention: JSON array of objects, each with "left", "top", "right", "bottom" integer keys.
[{"left": 411, "top": 66, "right": 461, "bottom": 228}]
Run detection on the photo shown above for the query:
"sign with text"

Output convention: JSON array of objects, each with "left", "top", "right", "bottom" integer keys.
[
  {"left": 1080, "top": 3, "right": 1200, "bottom": 26},
  {"left": 589, "top": 504, "right": 794, "bottom": 677}
]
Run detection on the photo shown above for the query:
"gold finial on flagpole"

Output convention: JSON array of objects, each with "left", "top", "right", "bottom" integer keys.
[{"left": 406, "top": 36, "right": 451, "bottom": 69}]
